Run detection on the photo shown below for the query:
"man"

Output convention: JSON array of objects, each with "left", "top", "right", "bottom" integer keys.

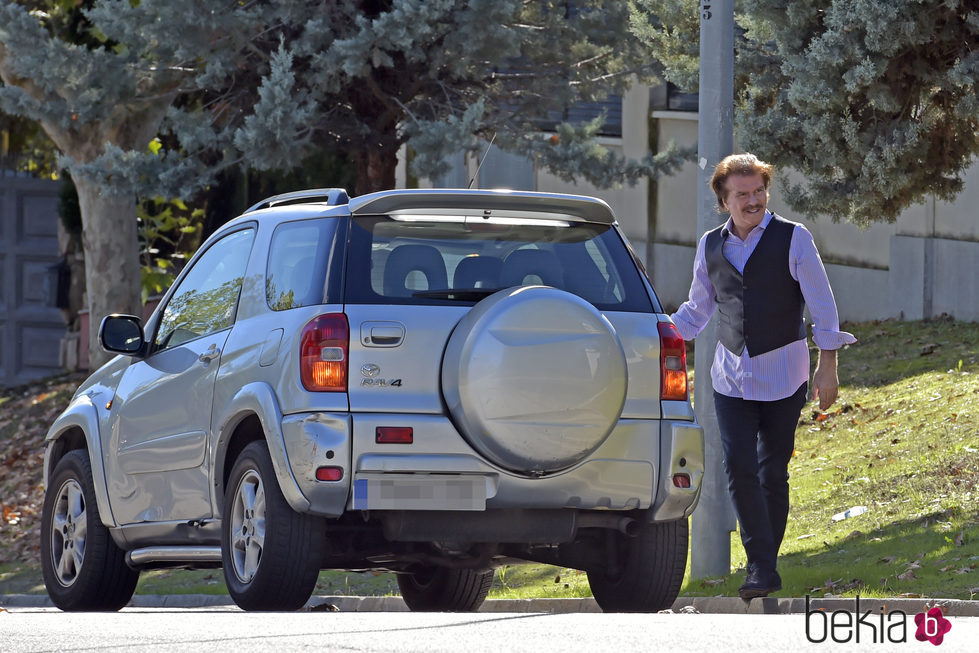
[{"left": 671, "top": 153, "right": 855, "bottom": 599}]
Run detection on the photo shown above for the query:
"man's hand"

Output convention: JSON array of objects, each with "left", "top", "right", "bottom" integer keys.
[{"left": 813, "top": 349, "right": 839, "bottom": 411}]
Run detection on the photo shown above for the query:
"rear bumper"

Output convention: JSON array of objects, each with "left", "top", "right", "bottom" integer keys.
[{"left": 280, "top": 412, "right": 703, "bottom": 521}]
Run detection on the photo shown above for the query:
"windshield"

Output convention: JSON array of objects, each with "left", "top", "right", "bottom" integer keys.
[{"left": 345, "top": 215, "right": 656, "bottom": 313}]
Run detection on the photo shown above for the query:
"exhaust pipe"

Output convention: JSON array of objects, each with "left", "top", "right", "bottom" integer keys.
[{"left": 576, "top": 512, "right": 640, "bottom": 537}]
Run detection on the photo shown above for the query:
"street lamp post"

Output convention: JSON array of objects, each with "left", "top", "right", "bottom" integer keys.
[{"left": 690, "top": 0, "right": 737, "bottom": 579}]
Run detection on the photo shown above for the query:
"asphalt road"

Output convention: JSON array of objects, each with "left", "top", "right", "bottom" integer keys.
[{"left": 1, "top": 608, "right": 978, "bottom": 653}]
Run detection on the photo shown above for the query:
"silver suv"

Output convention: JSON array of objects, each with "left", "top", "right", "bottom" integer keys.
[{"left": 41, "top": 188, "right": 704, "bottom": 612}]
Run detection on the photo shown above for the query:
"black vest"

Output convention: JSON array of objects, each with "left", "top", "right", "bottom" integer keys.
[{"left": 705, "top": 214, "right": 806, "bottom": 357}]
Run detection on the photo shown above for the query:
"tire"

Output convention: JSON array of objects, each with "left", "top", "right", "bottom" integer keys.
[
  {"left": 221, "top": 441, "right": 322, "bottom": 611},
  {"left": 397, "top": 565, "right": 494, "bottom": 612},
  {"left": 587, "top": 518, "right": 688, "bottom": 613},
  {"left": 40, "top": 450, "right": 139, "bottom": 611}
]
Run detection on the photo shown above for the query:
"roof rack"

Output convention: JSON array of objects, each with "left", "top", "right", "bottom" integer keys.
[{"left": 244, "top": 188, "right": 349, "bottom": 214}]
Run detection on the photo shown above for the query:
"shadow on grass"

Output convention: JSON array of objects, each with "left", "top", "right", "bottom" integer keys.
[
  {"left": 840, "top": 319, "right": 979, "bottom": 388},
  {"left": 683, "top": 509, "right": 979, "bottom": 600}
]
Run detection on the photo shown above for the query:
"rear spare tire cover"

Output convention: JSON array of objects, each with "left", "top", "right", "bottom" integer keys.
[{"left": 442, "top": 286, "right": 627, "bottom": 475}]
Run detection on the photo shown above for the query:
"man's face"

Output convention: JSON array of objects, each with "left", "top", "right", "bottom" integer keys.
[{"left": 722, "top": 173, "right": 768, "bottom": 233}]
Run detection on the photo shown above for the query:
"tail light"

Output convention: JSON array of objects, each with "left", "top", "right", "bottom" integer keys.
[
  {"left": 658, "top": 321, "right": 688, "bottom": 401},
  {"left": 300, "top": 313, "right": 349, "bottom": 392}
]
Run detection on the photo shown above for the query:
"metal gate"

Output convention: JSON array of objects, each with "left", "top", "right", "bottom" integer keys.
[{"left": 0, "top": 171, "right": 66, "bottom": 387}]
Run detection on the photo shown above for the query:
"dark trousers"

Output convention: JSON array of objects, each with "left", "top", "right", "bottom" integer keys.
[{"left": 713, "top": 382, "right": 808, "bottom": 572}]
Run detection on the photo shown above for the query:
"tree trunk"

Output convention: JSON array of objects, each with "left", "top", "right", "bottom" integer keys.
[
  {"left": 73, "top": 176, "right": 142, "bottom": 371},
  {"left": 355, "top": 143, "right": 398, "bottom": 194}
]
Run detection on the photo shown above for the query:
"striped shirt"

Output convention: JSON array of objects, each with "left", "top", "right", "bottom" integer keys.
[{"left": 670, "top": 211, "right": 857, "bottom": 401}]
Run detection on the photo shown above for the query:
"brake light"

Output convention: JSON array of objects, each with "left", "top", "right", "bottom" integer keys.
[
  {"left": 300, "top": 313, "right": 349, "bottom": 392},
  {"left": 658, "top": 322, "right": 688, "bottom": 401}
]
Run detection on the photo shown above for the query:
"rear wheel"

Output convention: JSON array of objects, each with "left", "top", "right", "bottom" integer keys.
[
  {"left": 221, "top": 441, "right": 321, "bottom": 611},
  {"left": 40, "top": 450, "right": 139, "bottom": 611},
  {"left": 397, "top": 565, "right": 493, "bottom": 612},
  {"left": 587, "top": 518, "right": 688, "bottom": 612}
]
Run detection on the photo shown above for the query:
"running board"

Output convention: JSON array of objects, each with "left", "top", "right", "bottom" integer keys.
[{"left": 126, "top": 546, "right": 222, "bottom": 567}]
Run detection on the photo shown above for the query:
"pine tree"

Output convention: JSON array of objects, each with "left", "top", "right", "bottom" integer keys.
[
  {"left": 740, "top": 0, "right": 979, "bottom": 225},
  {"left": 0, "top": 1, "right": 262, "bottom": 368},
  {"left": 631, "top": 0, "right": 979, "bottom": 225},
  {"left": 2, "top": 1, "right": 691, "bottom": 368},
  {"left": 235, "top": 0, "right": 691, "bottom": 193}
]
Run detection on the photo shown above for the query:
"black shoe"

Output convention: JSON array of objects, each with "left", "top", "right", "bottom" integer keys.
[{"left": 738, "top": 567, "right": 782, "bottom": 600}]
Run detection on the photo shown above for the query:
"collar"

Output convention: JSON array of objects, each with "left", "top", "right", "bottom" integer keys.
[{"left": 721, "top": 210, "right": 774, "bottom": 239}]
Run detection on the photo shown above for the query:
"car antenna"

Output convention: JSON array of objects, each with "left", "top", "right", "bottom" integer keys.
[{"left": 467, "top": 133, "right": 497, "bottom": 189}]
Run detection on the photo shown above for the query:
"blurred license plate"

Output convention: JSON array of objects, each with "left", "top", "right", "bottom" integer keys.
[{"left": 352, "top": 474, "right": 487, "bottom": 511}]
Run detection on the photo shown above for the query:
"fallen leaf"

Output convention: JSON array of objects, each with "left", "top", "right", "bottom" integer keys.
[
  {"left": 897, "top": 570, "right": 916, "bottom": 581},
  {"left": 954, "top": 568, "right": 974, "bottom": 575},
  {"left": 701, "top": 579, "right": 725, "bottom": 587},
  {"left": 878, "top": 556, "right": 898, "bottom": 564}
]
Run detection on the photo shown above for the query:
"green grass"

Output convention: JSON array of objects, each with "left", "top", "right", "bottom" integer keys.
[
  {"left": 2, "top": 319, "right": 977, "bottom": 601},
  {"left": 680, "top": 318, "right": 979, "bottom": 600}
]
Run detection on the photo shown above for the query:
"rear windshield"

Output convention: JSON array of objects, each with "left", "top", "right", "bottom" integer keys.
[{"left": 345, "top": 215, "right": 655, "bottom": 313}]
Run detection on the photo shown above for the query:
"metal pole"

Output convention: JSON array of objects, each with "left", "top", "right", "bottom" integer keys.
[{"left": 690, "top": 0, "right": 737, "bottom": 579}]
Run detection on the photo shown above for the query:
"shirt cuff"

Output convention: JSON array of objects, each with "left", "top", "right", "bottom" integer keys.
[
  {"left": 811, "top": 327, "right": 857, "bottom": 351},
  {"left": 669, "top": 313, "right": 700, "bottom": 341}
]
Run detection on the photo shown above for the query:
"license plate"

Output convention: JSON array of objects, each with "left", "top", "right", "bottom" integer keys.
[{"left": 352, "top": 474, "right": 487, "bottom": 511}]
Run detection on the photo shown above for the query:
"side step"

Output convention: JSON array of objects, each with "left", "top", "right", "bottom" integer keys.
[{"left": 126, "top": 546, "right": 222, "bottom": 568}]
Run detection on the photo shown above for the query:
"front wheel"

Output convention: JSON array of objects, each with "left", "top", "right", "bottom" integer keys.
[
  {"left": 40, "top": 450, "right": 139, "bottom": 611},
  {"left": 587, "top": 518, "right": 688, "bottom": 612},
  {"left": 397, "top": 566, "right": 493, "bottom": 612},
  {"left": 221, "top": 441, "right": 322, "bottom": 611}
]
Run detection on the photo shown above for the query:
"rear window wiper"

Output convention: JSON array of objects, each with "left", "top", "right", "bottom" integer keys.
[{"left": 412, "top": 287, "right": 505, "bottom": 301}]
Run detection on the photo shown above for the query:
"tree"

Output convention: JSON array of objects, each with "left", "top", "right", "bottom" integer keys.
[
  {"left": 234, "top": 0, "right": 692, "bottom": 193},
  {"left": 740, "top": 0, "right": 979, "bottom": 225},
  {"left": 2, "top": 1, "right": 692, "bottom": 368},
  {"left": 630, "top": 0, "right": 979, "bottom": 225},
  {"left": 0, "top": 1, "right": 258, "bottom": 368}
]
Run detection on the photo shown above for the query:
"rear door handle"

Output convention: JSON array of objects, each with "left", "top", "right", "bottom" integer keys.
[{"left": 361, "top": 322, "right": 405, "bottom": 347}]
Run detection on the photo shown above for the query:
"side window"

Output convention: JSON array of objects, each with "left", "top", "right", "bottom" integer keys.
[
  {"left": 155, "top": 228, "right": 255, "bottom": 350},
  {"left": 266, "top": 221, "right": 328, "bottom": 310}
]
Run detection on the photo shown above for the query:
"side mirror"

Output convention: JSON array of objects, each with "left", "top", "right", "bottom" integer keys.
[{"left": 99, "top": 314, "right": 145, "bottom": 356}]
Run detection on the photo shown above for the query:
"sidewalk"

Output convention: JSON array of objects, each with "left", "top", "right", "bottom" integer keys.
[{"left": 3, "top": 593, "right": 978, "bottom": 616}]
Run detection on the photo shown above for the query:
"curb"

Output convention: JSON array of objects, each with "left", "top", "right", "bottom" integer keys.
[{"left": 3, "top": 594, "right": 978, "bottom": 615}]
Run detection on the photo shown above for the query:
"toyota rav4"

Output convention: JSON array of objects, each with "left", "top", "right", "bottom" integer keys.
[{"left": 41, "top": 188, "right": 704, "bottom": 612}]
